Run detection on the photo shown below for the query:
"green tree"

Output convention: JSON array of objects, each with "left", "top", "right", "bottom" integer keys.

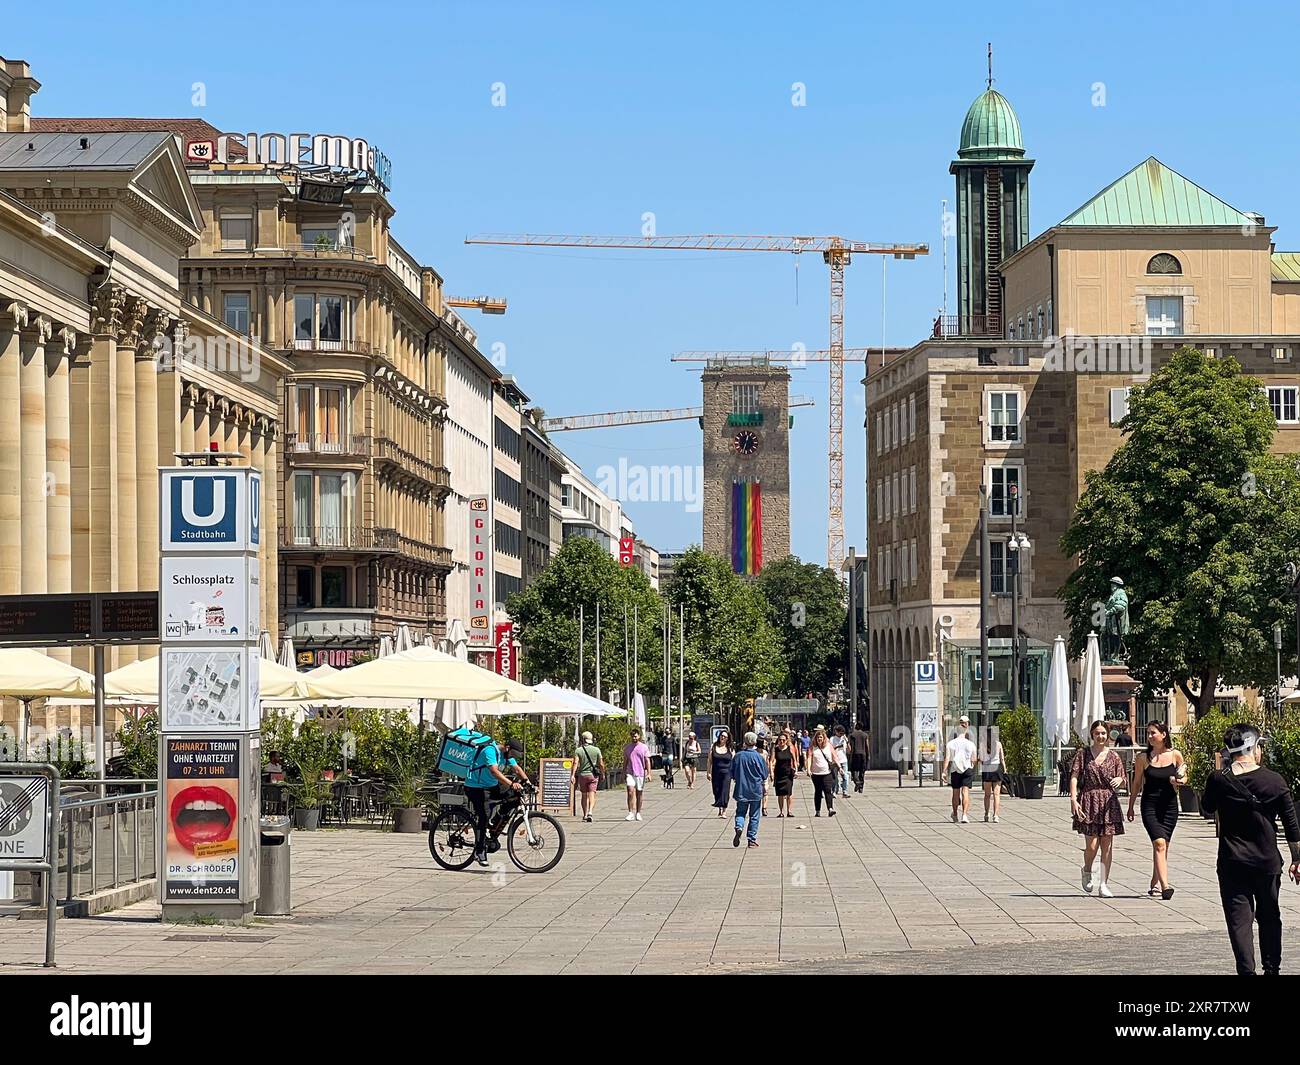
[
  {"left": 665, "top": 547, "right": 786, "bottom": 708},
  {"left": 1061, "top": 346, "right": 1300, "bottom": 717},
  {"left": 508, "top": 536, "right": 662, "bottom": 699},
  {"left": 755, "top": 554, "right": 846, "bottom": 696}
]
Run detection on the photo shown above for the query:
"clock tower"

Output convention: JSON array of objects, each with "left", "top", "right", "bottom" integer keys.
[{"left": 701, "top": 358, "right": 791, "bottom": 575}]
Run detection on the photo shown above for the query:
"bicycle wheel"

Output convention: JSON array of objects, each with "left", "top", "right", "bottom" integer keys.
[
  {"left": 506, "top": 811, "right": 566, "bottom": 873},
  {"left": 428, "top": 808, "right": 478, "bottom": 871}
]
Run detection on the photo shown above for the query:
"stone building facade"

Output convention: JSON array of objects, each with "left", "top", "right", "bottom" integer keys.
[
  {"left": 866, "top": 81, "right": 1300, "bottom": 765},
  {"left": 700, "top": 358, "right": 791, "bottom": 573}
]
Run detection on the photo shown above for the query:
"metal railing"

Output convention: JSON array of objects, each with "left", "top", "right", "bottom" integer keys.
[
  {"left": 932, "top": 313, "right": 1004, "bottom": 338},
  {"left": 55, "top": 779, "right": 157, "bottom": 904},
  {"left": 285, "top": 432, "right": 369, "bottom": 457}
]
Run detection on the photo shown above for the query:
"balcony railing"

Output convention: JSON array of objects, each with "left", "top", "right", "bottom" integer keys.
[
  {"left": 373, "top": 436, "right": 444, "bottom": 488},
  {"left": 285, "top": 433, "right": 369, "bottom": 458},
  {"left": 932, "top": 314, "right": 1004, "bottom": 339},
  {"left": 283, "top": 526, "right": 368, "bottom": 550},
  {"left": 373, "top": 527, "right": 453, "bottom": 568}
]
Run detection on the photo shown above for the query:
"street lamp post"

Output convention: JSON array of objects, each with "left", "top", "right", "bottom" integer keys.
[
  {"left": 1274, "top": 620, "right": 1284, "bottom": 715},
  {"left": 1006, "top": 484, "right": 1031, "bottom": 710},
  {"left": 843, "top": 546, "right": 859, "bottom": 731}
]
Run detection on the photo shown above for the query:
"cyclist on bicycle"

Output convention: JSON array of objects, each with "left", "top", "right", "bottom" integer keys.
[{"left": 465, "top": 737, "right": 523, "bottom": 867}]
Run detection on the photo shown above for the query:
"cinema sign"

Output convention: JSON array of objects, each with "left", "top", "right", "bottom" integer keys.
[{"left": 210, "top": 132, "right": 393, "bottom": 191}]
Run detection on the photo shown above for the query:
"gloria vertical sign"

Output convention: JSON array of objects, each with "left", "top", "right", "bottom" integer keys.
[
  {"left": 467, "top": 494, "right": 491, "bottom": 641},
  {"left": 913, "top": 660, "right": 940, "bottom": 778},
  {"left": 159, "top": 466, "right": 262, "bottom": 917}
]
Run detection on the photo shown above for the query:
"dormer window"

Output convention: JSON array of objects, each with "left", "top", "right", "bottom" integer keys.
[{"left": 1147, "top": 253, "right": 1182, "bottom": 275}]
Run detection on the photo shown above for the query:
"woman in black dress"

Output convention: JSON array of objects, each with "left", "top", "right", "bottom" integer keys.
[
  {"left": 1126, "top": 720, "right": 1185, "bottom": 900},
  {"left": 707, "top": 731, "right": 733, "bottom": 818},
  {"left": 773, "top": 731, "right": 797, "bottom": 817}
]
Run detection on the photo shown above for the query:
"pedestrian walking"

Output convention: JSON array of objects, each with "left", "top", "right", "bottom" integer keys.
[
  {"left": 808, "top": 726, "right": 837, "bottom": 817},
  {"left": 708, "top": 729, "right": 734, "bottom": 818},
  {"left": 773, "top": 730, "right": 797, "bottom": 818},
  {"left": 849, "top": 722, "right": 870, "bottom": 792},
  {"left": 978, "top": 728, "right": 1006, "bottom": 823},
  {"left": 1201, "top": 723, "right": 1300, "bottom": 975},
  {"left": 799, "top": 729, "right": 811, "bottom": 772},
  {"left": 942, "top": 716, "right": 978, "bottom": 824},
  {"left": 1126, "top": 721, "right": 1185, "bottom": 899},
  {"left": 1070, "top": 719, "right": 1126, "bottom": 898},
  {"left": 757, "top": 735, "right": 771, "bottom": 816},
  {"left": 624, "top": 728, "right": 650, "bottom": 822},
  {"left": 683, "top": 733, "right": 701, "bottom": 790},
  {"left": 831, "top": 724, "right": 850, "bottom": 797},
  {"left": 572, "top": 730, "right": 605, "bottom": 823},
  {"left": 731, "top": 731, "right": 770, "bottom": 848}
]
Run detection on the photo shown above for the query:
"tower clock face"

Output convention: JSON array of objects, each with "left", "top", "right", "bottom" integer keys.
[{"left": 732, "top": 430, "right": 760, "bottom": 456}]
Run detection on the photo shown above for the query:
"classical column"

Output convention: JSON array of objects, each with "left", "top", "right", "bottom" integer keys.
[
  {"left": 205, "top": 392, "right": 221, "bottom": 455},
  {"left": 179, "top": 382, "right": 197, "bottom": 456},
  {"left": 20, "top": 313, "right": 52, "bottom": 594},
  {"left": 45, "top": 325, "right": 76, "bottom": 596},
  {"left": 74, "top": 281, "right": 123, "bottom": 596},
  {"left": 0, "top": 301, "right": 27, "bottom": 595},
  {"left": 115, "top": 297, "right": 145, "bottom": 603},
  {"left": 136, "top": 309, "right": 166, "bottom": 595}
]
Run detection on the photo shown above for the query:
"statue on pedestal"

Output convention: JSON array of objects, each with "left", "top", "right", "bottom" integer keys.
[{"left": 1102, "top": 576, "right": 1130, "bottom": 663}]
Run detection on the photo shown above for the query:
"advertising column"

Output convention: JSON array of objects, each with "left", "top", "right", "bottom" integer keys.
[
  {"left": 913, "top": 660, "right": 940, "bottom": 781},
  {"left": 157, "top": 466, "right": 262, "bottom": 921}
]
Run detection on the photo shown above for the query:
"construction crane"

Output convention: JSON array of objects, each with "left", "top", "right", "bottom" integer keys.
[
  {"left": 673, "top": 348, "right": 876, "bottom": 363},
  {"left": 465, "top": 233, "right": 928, "bottom": 571},
  {"left": 445, "top": 295, "right": 508, "bottom": 314},
  {"left": 543, "top": 395, "right": 814, "bottom": 433}
]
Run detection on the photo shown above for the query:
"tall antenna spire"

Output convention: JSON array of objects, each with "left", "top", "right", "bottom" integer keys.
[{"left": 987, "top": 42, "right": 993, "bottom": 89}]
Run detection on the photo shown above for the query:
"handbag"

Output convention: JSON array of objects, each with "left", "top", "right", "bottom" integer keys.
[{"left": 578, "top": 744, "right": 602, "bottom": 781}]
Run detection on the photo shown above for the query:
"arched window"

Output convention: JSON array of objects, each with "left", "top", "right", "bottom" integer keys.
[{"left": 1147, "top": 253, "right": 1182, "bottom": 275}]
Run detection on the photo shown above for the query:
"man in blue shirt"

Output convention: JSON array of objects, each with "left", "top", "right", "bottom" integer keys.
[
  {"left": 731, "top": 731, "right": 770, "bottom": 849},
  {"left": 465, "top": 737, "right": 522, "bottom": 867}
]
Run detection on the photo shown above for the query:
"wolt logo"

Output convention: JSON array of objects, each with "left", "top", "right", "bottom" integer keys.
[{"left": 170, "top": 474, "right": 237, "bottom": 544}]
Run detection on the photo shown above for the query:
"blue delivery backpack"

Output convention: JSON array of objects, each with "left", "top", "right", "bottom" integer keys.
[{"left": 437, "top": 727, "right": 496, "bottom": 780}]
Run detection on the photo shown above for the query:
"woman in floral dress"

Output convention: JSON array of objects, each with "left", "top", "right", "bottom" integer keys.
[{"left": 1069, "top": 719, "right": 1127, "bottom": 898}]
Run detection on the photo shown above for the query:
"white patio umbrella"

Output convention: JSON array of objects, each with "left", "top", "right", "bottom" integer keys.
[
  {"left": 430, "top": 619, "right": 475, "bottom": 731},
  {"left": 278, "top": 635, "right": 297, "bottom": 670},
  {"left": 259, "top": 630, "right": 276, "bottom": 663},
  {"left": 377, "top": 634, "right": 394, "bottom": 659},
  {"left": 105, "top": 655, "right": 335, "bottom": 702},
  {"left": 444, "top": 618, "right": 469, "bottom": 661},
  {"left": 0, "top": 649, "right": 97, "bottom": 756},
  {"left": 1076, "top": 631, "right": 1106, "bottom": 742},
  {"left": 394, "top": 623, "right": 415, "bottom": 653},
  {"left": 1043, "top": 636, "right": 1072, "bottom": 745},
  {"left": 311, "top": 644, "right": 536, "bottom": 703}
]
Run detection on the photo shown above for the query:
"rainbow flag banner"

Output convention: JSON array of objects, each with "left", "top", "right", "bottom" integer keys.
[{"left": 731, "top": 479, "right": 763, "bottom": 576}]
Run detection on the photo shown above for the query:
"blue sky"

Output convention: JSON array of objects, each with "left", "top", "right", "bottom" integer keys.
[{"left": 10, "top": 0, "right": 1300, "bottom": 563}]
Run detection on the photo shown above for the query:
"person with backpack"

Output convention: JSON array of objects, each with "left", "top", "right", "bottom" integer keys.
[
  {"left": 1201, "top": 723, "right": 1300, "bottom": 975},
  {"left": 572, "top": 731, "right": 605, "bottom": 823},
  {"left": 464, "top": 733, "right": 523, "bottom": 867}
]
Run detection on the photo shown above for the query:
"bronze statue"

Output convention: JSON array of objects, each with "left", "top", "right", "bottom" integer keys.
[{"left": 1102, "top": 576, "right": 1129, "bottom": 662}]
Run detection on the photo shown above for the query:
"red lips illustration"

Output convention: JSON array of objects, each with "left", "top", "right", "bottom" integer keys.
[{"left": 170, "top": 785, "right": 236, "bottom": 853}]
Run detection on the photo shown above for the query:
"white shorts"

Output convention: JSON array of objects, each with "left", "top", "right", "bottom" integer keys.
[{"left": 626, "top": 774, "right": 645, "bottom": 791}]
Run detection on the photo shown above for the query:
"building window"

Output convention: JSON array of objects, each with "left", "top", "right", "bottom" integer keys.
[
  {"left": 295, "top": 566, "right": 315, "bottom": 608},
  {"left": 1268, "top": 385, "right": 1299, "bottom": 424},
  {"left": 892, "top": 472, "right": 900, "bottom": 518},
  {"left": 321, "top": 566, "right": 348, "bottom": 607},
  {"left": 909, "top": 466, "right": 917, "bottom": 513},
  {"left": 876, "top": 547, "right": 884, "bottom": 589},
  {"left": 302, "top": 224, "right": 351, "bottom": 249},
  {"left": 876, "top": 479, "right": 883, "bottom": 521},
  {"left": 494, "top": 417, "right": 520, "bottom": 462},
  {"left": 883, "top": 407, "right": 892, "bottom": 451},
  {"left": 909, "top": 539, "right": 917, "bottom": 585},
  {"left": 907, "top": 395, "right": 916, "bottom": 442},
  {"left": 494, "top": 469, "right": 521, "bottom": 509},
  {"left": 987, "top": 464, "right": 1023, "bottom": 519},
  {"left": 1274, "top": 346, "right": 1291, "bottom": 362},
  {"left": 293, "top": 473, "right": 313, "bottom": 543},
  {"left": 875, "top": 412, "right": 882, "bottom": 454},
  {"left": 1147, "top": 253, "right": 1182, "bottom": 275},
  {"left": 1146, "top": 296, "right": 1183, "bottom": 336},
  {"left": 219, "top": 213, "right": 252, "bottom": 251},
  {"left": 989, "top": 540, "right": 1008, "bottom": 596},
  {"left": 495, "top": 572, "right": 521, "bottom": 605},
  {"left": 495, "top": 521, "right": 520, "bottom": 558},
  {"left": 1109, "top": 387, "right": 1132, "bottom": 427},
  {"left": 892, "top": 405, "right": 900, "bottom": 448},
  {"left": 884, "top": 477, "right": 891, "bottom": 521},
  {"left": 987, "top": 391, "right": 1021, "bottom": 444},
  {"left": 318, "top": 388, "right": 342, "bottom": 447},
  {"left": 318, "top": 473, "right": 345, "bottom": 545},
  {"left": 294, "top": 292, "right": 356, "bottom": 348},
  {"left": 732, "top": 383, "right": 760, "bottom": 414},
  {"left": 222, "top": 292, "right": 251, "bottom": 335}
]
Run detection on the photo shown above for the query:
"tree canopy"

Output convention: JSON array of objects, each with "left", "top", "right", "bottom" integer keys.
[
  {"left": 755, "top": 554, "right": 846, "bottom": 697},
  {"left": 1060, "top": 346, "right": 1300, "bottom": 715}
]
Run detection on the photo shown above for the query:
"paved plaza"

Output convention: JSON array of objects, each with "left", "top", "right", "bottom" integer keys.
[{"left": 4, "top": 772, "right": 1297, "bottom": 975}]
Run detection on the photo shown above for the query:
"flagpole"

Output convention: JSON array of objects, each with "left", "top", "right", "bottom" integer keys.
[
  {"left": 633, "top": 603, "right": 639, "bottom": 715},
  {"left": 624, "top": 606, "right": 630, "bottom": 709},
  {"left": 678, "top": 601, "right": 685, "bottom": 754},
  {"left": 595, "top": 600, "right": 602, "bottom": 702},
  {"left": 578, "top": 604, "right": 584, "bottom": 695}
]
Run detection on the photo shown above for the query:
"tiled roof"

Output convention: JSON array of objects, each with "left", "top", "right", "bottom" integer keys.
[
  {"left": 1272, "top": 252, "right": 1300, "bottom": 283},
  {"left": 29, "top": 117, "right": 245, "bottom": 158},
  {"left": 1060, "top": 157, "right": 1256, "bottom": 227}
]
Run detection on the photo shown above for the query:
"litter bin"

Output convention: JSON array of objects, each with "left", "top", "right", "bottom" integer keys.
[{"left": 257, "top": 815, "right": 291, "bottom": 915}]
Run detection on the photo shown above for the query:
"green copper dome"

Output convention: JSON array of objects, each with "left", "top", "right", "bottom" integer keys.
[{"left": 957, "top": 88, "right": 1025, "bottom": 161}]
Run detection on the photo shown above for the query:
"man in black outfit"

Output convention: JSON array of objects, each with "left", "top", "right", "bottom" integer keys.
[{"left": 1201, "top": 724, "right": 1300, "bottom": 975}]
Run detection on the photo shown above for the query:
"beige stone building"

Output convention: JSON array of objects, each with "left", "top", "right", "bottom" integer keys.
[
  {"left": 0, "top": 59, "right": 287, "bottom": 739},
  {"left": 867, "top": 85, "right": 1300, "bottom": 764}
]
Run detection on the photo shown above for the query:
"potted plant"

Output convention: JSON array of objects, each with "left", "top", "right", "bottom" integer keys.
[
  {"left": 388, "top": 772, "right": 425, "bottom": 833},
  {"left": 286, "top": 720, "right": 338, "bottom": 830},
  {"left": 999, "top": 704, "right": 1045, "bottom": 798},
  {"left": 379, "top": 725, "right": 436, "bottom": 832},
  {"left": 288, "top": 770, "right": 333, "bottom": 830}
]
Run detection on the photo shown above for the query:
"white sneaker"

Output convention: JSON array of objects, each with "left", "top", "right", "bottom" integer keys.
[
  {"left": 959, "top": 814, "right": 969, "bottom": 824},
  {"left": 635, "top": 812, "right": 643, "bottom": 821},
  {"left": 992, "top": 815, "right": 1000, "bottom": 823},
  {"left": 1098, "top": 879, "right": 1114, "bottom": 899},
  {"left": 625, "top": 813, "right": 636, "bottom": 821},
  {"left": 1081, "top": 866, "right": 1095, "bottom": 894}
]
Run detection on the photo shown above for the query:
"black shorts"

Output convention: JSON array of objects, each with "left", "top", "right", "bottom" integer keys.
[
  {"left": 950, "top": 769, "right": 974, "bottom": 790},
  {"left": 982, "top": 768, "right": 1003, "bottom": 783}
]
